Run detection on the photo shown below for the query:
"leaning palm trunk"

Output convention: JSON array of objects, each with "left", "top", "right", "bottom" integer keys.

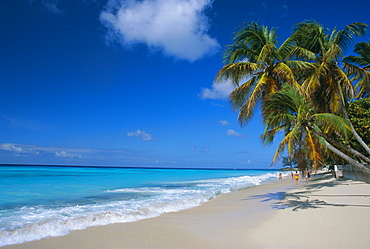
[
  {"left": 311, "top": 129, "right": 370, "bottom": 165},
  {"left": 343, "top": 109, "right": 370, "bottom": 155},
  {"left": 325, "top": 141, "right": 370, "bottom": 175},
  {"left": 349, "top": 122, "right": 370, "bottom": 155}
]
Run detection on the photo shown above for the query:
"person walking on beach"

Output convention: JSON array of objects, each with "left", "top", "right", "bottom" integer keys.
[
  {"left": 279, "top": 173, "right": 282, "bottom": 180},
  {"left": 305, "top": 169, "right": 310, "bottom": 183},
  {"left": 294, "top": 171, "right": 299, "bottom": 185},
  {"left": 291, "top": 172, "right": 294, "bottom": 179}
]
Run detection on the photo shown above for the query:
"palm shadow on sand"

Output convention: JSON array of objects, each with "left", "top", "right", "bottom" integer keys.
[{"left": 243, "top": 172, "right": 370, "bottom": 211}]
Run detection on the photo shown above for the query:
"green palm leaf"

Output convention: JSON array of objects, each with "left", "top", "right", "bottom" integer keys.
[{"left": 313, "top": 113, "right": 351, "bottom": 137}]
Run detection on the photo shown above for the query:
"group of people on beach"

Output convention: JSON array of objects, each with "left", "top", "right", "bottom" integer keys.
[
  {"left": 287, "top": 170, "right": 311, "bottom": 185},
  {"left": 279, "top": 169, "right": 311, "bottom": 185}
]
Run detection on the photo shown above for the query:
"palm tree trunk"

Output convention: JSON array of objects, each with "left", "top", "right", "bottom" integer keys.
[
  {"left": 325, "top": 141, "right": 370, "bottom": 175},
  {"left": 311, "top": 129, "right": 370, "bottom": 165},
  {"left": 349, "top": 122, "right": 370, "bottom": 155},
  {"left": 343, "top": 109, "right": 370, "bottom": 155}
]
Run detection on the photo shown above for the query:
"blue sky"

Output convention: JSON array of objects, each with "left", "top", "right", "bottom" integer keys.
[{"left": 1, "top": 0, "right": 369, "bottom": 169}]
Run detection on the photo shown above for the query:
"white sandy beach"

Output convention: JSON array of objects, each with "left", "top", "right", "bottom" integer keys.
[{"left": 3, "top": 172, "right": 370, "bottom": 249}]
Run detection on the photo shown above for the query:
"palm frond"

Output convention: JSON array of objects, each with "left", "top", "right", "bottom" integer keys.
[
  {"left": 223, "top": 43, "right": 257, "bottom": 64},
  {"left": 343, "top": 62, "right": 366, "bottom": 79},
  {"left": 263, "top": 111, "right": 296, "bottom": 133},
  {"left": 262, "top": 123, "right": 287, "bottom": 144},
  {"left": 270, "top": 126, "right": 301, "bottom": 165},
  {"left": 291, "top": 20, "right": 326, "bottom": 54},
  {"left": 332, "top": 65, "right": 354, "bottom": 100},
  {"left": 216, "top": 62, "right": 262, "bottom": 85},
  {"left": 229, "top": 77, "right": 257, "bottom": 110},
  {"left": 285, "top": 60, "right": 315, "bottom": 78},
  {"left": 343, "top": 55, "right": 370, "bottom": 66},
  {"left": 235, "top": 74, "right": 271, "bottom": 124},
  {"left": 257, "top": 43, "right": 277, "bottom": 64},
  {"left": 343, "top": 40, "right": 370, "bottom": 67},
  {"left": 341, "top": 22, "right": 368, "bottom": 44},
  {"left": 323, "top": 42, "right": 343, "bottom": 61},
  {"left": 301, "top": 63, "right": 322, "bottom": 94},
  {"left": 271, "top": 62, "right": 296, "bottom": 85},
  {"left": 354, "top": 74, "right": 370, "bottom": 98},
  {"left": 313, "top": 113, "right": 351, "bottom": 138},
  {"left": 353, "top": 40, "right": 370, "bottom": 58},
  {"left": 289, "top": 46, "right": 316, "bottom": 61},
  {"left": 227, "top": 22, "right": 278, "bottom": 64}
]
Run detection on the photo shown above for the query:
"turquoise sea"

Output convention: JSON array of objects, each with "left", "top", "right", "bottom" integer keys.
[{"left": 0, "top": 165, "right": 280, "bottom": 246}]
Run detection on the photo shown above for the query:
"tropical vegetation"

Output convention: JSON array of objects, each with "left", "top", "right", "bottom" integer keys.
[
  {"left": 347, "top": 98, "right": 370, "bottom": 153},
  {"left": 343, "top": 40, "right": 370, "bottom": 98},
  {"left": 216, "top": 20, "right": 370, "bottom": 174}
]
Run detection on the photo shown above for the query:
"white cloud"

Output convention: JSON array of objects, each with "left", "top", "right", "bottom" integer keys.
[
  {"left": 226, "top": 129, "right": 242, "bottom": 137},
  {"left": 219, "top": 120, "right": 230, "bottom": 126},
  {"left": 55, "top": 151, "right": 83, "bottom": 158},
  {"left": 127, "top": 129, "right": 156, "bottom": 141},
  {"left": 29, "top": 0, "right": 64, "bottom": 14},
  {"left": 100, "top": 0, "right": 220, "bottom": 61},
  {"left": 44, "top": 1, "right": 63, "bottom": 14},
  {"left": 201, "top": 80, "right": 235, "bottom": 100},
  {"left": 1, "top": 143, "right": 42, "bottom": 155},
  {"left": 1, "top": 143, "right": 27, "bottom": 153},
  {"left": 0, "top": 143, "right": 86, "bottom": 158},
  {"left": 0, "top": 143, "right": 148, "bottom": 164}
]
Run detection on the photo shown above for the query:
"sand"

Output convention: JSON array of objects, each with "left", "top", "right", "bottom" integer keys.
[{"left": 3, "top": 172, "right": 370, "bottom": 249}]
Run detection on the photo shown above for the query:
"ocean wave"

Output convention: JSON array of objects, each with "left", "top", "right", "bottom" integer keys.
[{"left": 0, "top": 171, "right": 279, "bottom": 246}]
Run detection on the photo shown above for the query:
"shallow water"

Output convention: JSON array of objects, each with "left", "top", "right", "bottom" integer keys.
[{"left": 0, "top": 165, "right": 279, "bottom": 246}]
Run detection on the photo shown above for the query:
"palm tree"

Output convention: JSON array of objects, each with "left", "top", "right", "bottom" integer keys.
[
  {"left": 289, "top": 21, "right": 370, "bottom": 155},
  {"left": 343, "top": 40, "right": 370, "bottom": 98},
  {"left": 216, "top": 21, "right": 370, "bottom": 168},
  {"left": 291, "top": 21, "right": 367, "bottom": 114},
  {"left": 343, "top": 40, "right": 370, "bottom": 155},
  {"left": 215, "top": 22, "right": 314, "bottom": 125},
  {"left": 262, "top": 84, "right": 370, "bottom": 174}
]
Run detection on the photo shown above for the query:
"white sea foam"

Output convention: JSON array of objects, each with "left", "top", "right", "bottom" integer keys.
[{"left": 0, "top": 171, "right": 279, "bottom": 246}]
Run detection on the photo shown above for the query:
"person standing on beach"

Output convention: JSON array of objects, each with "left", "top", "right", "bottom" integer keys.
[
  {"left": 294, "top": 171, "right": 299, "bottom": 185},
  {"left": 279, "top": 173, "right": 282, "bottom": 180},
  {"left": 305, "top": 169, "right": 310, "bottom": 183}
]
